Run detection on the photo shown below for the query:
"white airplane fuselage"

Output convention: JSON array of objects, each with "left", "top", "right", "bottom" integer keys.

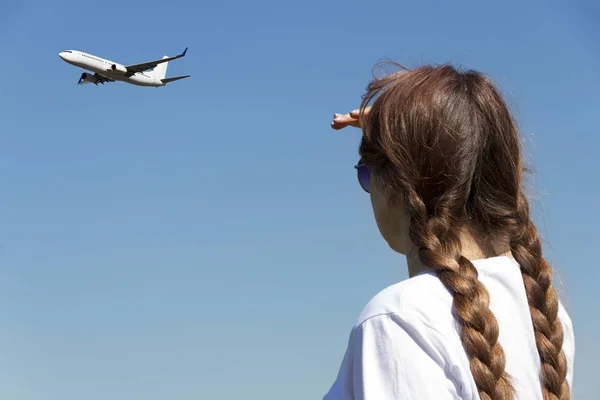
[{"left": 59, "top": 50, "right": 165, "bottom": 87}]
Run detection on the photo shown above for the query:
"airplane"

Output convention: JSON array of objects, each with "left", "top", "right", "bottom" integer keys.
[{"left": 58, "top": 47, "right": 190, "bottom": 87}]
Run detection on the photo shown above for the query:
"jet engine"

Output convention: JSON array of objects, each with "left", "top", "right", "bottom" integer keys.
[
  {"left": 110, "top": 63, "right": 127, "bottom": 74},
  {"left": 79, "top": 72, "right": 96, "bottom": 84}
]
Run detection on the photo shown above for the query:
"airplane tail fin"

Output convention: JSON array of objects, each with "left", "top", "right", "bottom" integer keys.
[
  {"left": 161, "top": 75, "right": 191, "bottom": 84},
  {"left": 147, "top": 56, "right": 169, "bottom": 79}
]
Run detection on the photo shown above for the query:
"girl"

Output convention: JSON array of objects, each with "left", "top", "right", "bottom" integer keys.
[{"left": 324, "top": 65, "right": 574, "bottom": 400}]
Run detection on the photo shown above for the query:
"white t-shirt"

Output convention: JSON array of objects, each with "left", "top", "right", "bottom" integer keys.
[{"left": 323, "top": 256, "right": 575, "bottom": 400}]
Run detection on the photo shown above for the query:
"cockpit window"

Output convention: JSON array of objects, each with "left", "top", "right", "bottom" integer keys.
[{"left": 64, "top": 50, "right": 72, "bottom": 53}]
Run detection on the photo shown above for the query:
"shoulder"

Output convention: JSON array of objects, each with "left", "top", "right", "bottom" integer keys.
[
  {"left": 347, "top": 271, "right": 463, "bottom": 372},
  {"left": 323, "top": 272, "right": 470, "bottom": 400},
  {"left": 353, "top": 271, "right": 455, "bottom": 333}
]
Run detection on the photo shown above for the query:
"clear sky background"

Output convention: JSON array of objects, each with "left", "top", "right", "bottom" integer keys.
[{"left": 0, "top": 0, "right": 598, "bottom": 399}]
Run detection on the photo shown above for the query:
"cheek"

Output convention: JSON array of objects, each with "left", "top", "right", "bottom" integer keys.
[
  {"left": 370, "top": 186, "right": 407, "bottom": 254},
  {"left": 370, "top": 188, "right": 388, "bottom": 230}
]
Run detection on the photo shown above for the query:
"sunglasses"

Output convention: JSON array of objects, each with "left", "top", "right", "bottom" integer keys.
[{"left": 354, "top": 160, "right": 371, "bottom": 193}]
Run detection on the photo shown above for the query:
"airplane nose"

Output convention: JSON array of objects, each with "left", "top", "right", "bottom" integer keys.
[{"left": 59, "top": 52, "right": 71, "bottom": 61}]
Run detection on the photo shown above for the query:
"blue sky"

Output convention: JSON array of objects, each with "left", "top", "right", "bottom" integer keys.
[{"left": 0, "top": 0, "right": 598, "bottom": 398}]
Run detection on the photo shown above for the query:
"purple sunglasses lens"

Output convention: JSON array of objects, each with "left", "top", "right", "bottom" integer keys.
[{"left": 356, "top": 164, "right": 371, "bottom": 193}]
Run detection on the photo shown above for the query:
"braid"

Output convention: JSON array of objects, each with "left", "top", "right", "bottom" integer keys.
[
  {"left": 511, "top": 191, "right": 570, "bottom": 400},
  {"left": 406, "top": 190, "right": 514, "bottom": 400}
]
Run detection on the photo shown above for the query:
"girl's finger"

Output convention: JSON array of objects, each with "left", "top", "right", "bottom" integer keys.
[
  {"left": 349, "top": 106, "right": 372, "bottom": 119},
  {"left": 331, "top": 113, "right": 356, "bottom": 129},
  {"left": 331, "top": 119, "right": 353, "bottom": 130}
]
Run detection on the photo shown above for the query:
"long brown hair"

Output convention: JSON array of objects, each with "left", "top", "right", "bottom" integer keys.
[{"left": 358, "top": 64, "right": 569, "bottom": 400}]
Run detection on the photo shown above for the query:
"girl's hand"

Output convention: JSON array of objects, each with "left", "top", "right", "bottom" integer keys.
[{"left": 330, "top": 106, "right": 371, "bottom": 130}]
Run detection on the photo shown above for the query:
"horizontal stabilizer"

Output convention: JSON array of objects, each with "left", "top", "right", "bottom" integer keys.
[{"left": 162, "top": 75, "right": 191, "bottom": 84}]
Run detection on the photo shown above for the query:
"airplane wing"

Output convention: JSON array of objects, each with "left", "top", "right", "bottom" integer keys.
[{"left": 124, "top": 47, "right": 188, "bottom": 76}]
